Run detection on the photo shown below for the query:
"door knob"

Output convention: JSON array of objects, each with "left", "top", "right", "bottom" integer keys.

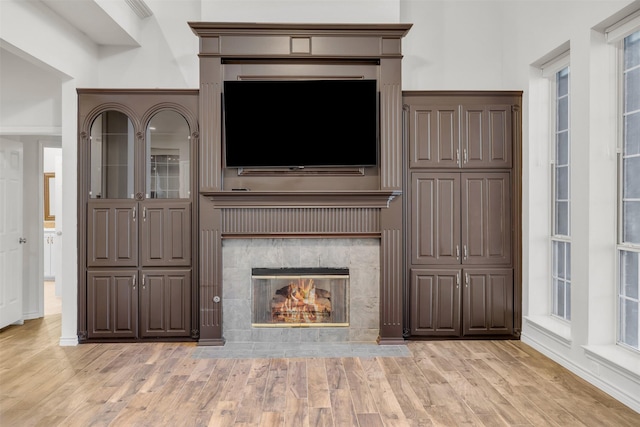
[{"left": 19, "top": 237, "right": 27, "bottom": 244}]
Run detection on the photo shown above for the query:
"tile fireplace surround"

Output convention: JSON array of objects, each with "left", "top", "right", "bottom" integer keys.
[{"left": 222, "top": 238, "right": 380, "bottom": 343}]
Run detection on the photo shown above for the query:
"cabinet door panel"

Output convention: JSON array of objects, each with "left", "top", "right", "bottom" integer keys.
[
  {"left": 462, "top": 173, "right": 511, "bottom": 265},
  {"left": 463, "top": 269, "right": 513, "bottom": 335},
  {"left": 87, "top": 200, "right": 138, "bottom": 267},
  {"left": 410, "top": 269, "right": 461, "bottom": 336},
  {"left": 140, "top": 201, "right": 191, "bottom": 267},
  {"left": 87, "top": 270, "right": 138, "bottom": 338},
  {"left": 462, "top": 105, "right": 512, "bottom": 168},
  {"left": 409, "top": 105, "right": 459, "bottom": 168},
  {"left": 412, "top": 173, "right": 460, "bottom": 265},
  {"left": 139, "top": 269, "right": 191, "bottom": 337}
]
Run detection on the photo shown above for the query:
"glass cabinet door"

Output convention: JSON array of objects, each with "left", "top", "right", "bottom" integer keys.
[
  {"left": 146, "top": 110, "right": 191, "bottom": 199},
  {"left": 89, "top": 110, "right": 135, "bottom": 199}
]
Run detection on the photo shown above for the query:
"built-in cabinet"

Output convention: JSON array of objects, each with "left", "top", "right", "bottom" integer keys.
[
  {"left": 405, "top": 92, "right": 521, "bottom": 338},
  {"left": 77, "top": 90, "right": 199, "bottom": 342}
]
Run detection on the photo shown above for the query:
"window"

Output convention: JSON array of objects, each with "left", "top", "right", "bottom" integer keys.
[
  {"left": 551, "top": 65, "right": 571, "bottom": 321},
  {"left": 619, "top": 30, "right": 640, "bottom": 350}
]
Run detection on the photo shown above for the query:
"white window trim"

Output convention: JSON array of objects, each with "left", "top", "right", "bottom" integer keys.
[
  {"left": 613, "top": 22, "right": 640, "bottom": 352},
  {"left": 606, "top": 9, "right": 640, "bottom": 44},
  {"left": 546, "top": 54, "right": 572, "bottom": 323}
]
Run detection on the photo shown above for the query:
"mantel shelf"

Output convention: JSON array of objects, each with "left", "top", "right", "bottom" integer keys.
[{"left": 201, "top": 190, "right": 401, "bottom": 209}]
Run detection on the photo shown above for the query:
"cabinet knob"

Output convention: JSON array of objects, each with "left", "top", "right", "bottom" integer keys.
[{"left": 19, "top": 237, "right": 27, "bottom": 244}]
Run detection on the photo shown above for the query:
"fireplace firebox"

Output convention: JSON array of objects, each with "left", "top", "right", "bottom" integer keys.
[{"left": 251, "top": 268, "right": 349, "bottom": 327}]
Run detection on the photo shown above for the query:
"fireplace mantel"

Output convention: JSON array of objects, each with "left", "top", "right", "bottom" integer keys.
[
  {"left": 192, "top": 22, "right": 411, "bottom": 346},
  {"left": 202, "top": 190, "right": 400, "bottom": 209}
]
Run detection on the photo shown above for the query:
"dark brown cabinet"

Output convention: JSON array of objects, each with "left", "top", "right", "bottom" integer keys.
[
  {"left": 87, "top": 270, "right": 138, "bottom": 339},
  {"left": 410, "top": 269, "right": 461, "bottom": 336},
  {"left": 139, "top": 270, "right": 191, "bottom": 338},
  {"left": 78, "top": 90, "right": 199, "bottom": 343},
  {"left": 408, "top": 103, "right": 512, "bottom": 169},
  {"left": 87, "top": 201, "right": 138, "bottom": 267},
  {"left": 405, "top": 92, "right": 520, "bottom": 339},
  {"left": 463, "top": 269, "right": 513, "bottom": 335},
  {"left": 411, "top": 172, "right": 511, "bottom": 266}
]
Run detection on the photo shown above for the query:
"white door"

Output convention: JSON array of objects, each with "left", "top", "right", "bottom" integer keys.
[{"left": 0, "top": 139, "right": 24, "bottom": 329}]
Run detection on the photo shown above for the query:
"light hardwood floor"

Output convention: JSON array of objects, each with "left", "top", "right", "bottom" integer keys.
[{"left": 1, "top": 315, "right": 639, "bottom": 427}]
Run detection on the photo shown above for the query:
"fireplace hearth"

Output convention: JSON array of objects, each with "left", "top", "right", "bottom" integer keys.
[{"left": 252, "top": 268, "right": 349, "bottom": 327}]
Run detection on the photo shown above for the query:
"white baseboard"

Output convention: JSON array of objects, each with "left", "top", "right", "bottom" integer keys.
[
  {"left": 521, "top": 332, "right": 640, "bottom": 414},
  {"left": 59, "top": 336, "right": 78, "bottom": 346}
]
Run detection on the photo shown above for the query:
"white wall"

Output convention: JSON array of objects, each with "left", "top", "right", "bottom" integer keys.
[{"left": 2, "top": 0, "right": 640, "bottom": 412}]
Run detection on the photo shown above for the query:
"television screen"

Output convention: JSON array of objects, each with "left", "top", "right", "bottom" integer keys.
[{"left": 223, "top": 79, "right": 378, "bottom": 168}]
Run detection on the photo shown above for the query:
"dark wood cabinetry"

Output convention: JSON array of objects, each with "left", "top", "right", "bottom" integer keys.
[
  {"left": 405, "top": 92, "right": 521, "bottom": 339},
  {"left": 87, "top": 270, "right": 138, "bottom": 339},
  {"left": 409, "top": 103, "right": 512, "bottom": 169},
  {"left": 78, "top": 90, "right": 199, "bottom": 342}
]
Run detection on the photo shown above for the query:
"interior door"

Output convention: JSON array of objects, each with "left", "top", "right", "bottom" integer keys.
[{"left": 0, "top": 140, "right": 24, "bottom": 329}]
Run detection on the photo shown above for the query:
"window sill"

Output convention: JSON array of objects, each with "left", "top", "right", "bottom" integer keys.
[
  {"left": 583, "top": 344, "right": 640, "bottom": 383},
  {"left": 524, "top": 315, "right": 572, "bottom": 348}
]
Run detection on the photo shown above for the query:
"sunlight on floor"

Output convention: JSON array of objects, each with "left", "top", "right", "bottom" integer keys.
[{"left": 44, "top": 280, "right": 61, "bottom": 316}]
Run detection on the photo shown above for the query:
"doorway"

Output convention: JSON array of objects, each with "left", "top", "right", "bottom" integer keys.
[{"left": 43, "top": 146, "right": 62, "bottom": 316}]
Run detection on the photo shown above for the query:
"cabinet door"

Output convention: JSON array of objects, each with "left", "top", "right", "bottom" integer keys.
[
  {"left": 410, "top": 269, "right": 461, "bottom": 336},
  {"left": 87, "top": 270, "right": 138, "bottom": 339},
  {"left": 44, "top": 231, "right": 54, "bottom": 279},
  {"left": 462, "top": 268, "right": 513, "bottom": 336},
  {"left": 87, "top": 200, "right": 138, "bottom": 267},
  {"left": 412, "top": 173, "right": 461, "bottom": 265},
  {"left": 139, "top": 269, "right": 191, "bottom": 338},
  {"left": 140, "top": 201, "right": 191, "bottom": 267},
  {"left": 409, "top": 104, "right": 460, "bottom": 168},
  {"left": 461, "top": 173, "right": 511, "bottom": 265},
  {"left": 461, "top": 105, "right": 512, "bottom": 168}
]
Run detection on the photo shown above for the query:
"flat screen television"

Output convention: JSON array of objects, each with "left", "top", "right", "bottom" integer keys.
[{"left": 223, "top": 79, "right": 378, "bottom": 168}]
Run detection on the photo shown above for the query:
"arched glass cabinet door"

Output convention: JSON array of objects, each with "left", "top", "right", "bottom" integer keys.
[
  {"left": 89, "top": 110, "right": 135, "bottom": 199},
  {"left": 146, "top": 110, "right": 191, "bottom": 199}
]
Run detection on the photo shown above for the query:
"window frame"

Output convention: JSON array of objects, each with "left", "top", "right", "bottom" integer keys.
[
  {"left": 543, "top": 53, "right": 572, "bottom": 322},
  {"left": 617, "top": 29, "right": 640, "bottom": 351}
]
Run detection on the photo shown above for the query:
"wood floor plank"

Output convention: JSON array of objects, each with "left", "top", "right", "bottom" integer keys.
[
  {"left": 2, "top": 315, "right": 640, "bottom": 427},
  {"left": 234, "top": 358, "right": 271, "bottom": 425},
  {"left": 357, "top": 412, "right": 386, "bottom": 427},
  {"left": 341, "top": 357, "right": 378, "bottom": 414},
  {"left": 360, "top": 357, "right": 411, "bottom": 427},
  {"left": 195, "top": 358, "right": 236, "bottom": 410},
  {"left": 329, "top": 388, "right": 359, "bottom": 426},
  {"left": 287, "top": 359, "right": 307, "bottom": 399},
  {"left": 284, "top": 388, "right": 308, "bottom": 427},
  {"left": 324, "top": 357, "right": 349, "bottom": 390},
  {"left": 208, "top": 400, "right": 239, "bottom": 427},
  {"left": 378, "top": 357, "right": 432, "bottom": 425},
  {"left": 259, "top": 411, "right": 285, "bottom": 426},
  {"left": 308, "top": 407, "right": 333, "bottom": 427},
  {"left": 262, "top": 358, "right": 288, "bottom": 413},
  {"left": 306, "top": 358, "right": 331, "bottom": 409}
]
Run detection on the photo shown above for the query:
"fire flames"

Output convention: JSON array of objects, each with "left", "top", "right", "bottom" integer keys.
[{"left": 271, "top": 278, "right": 332, "bottom": 323}]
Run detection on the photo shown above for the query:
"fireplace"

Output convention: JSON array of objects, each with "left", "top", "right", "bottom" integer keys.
[
  {"left": 222, "top": 238, "right": 379, "bottom": 343},
  {"left": 252, "top": 268, "right": 349, "bottom": 327}
]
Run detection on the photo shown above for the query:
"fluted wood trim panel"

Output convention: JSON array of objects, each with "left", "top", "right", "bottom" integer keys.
[
  {"left": 221, "top": 208, "right": 380, "bottom": 235},
  {"left": 380, "top": 228, "right": 403, "bottom": 336},
  {"left": 381, "top": 83, "right": 403, "bottom": 189},
  {"left": 199, "top": 228, "right": 222, "bottom": 343},
  {"left": 199, "top": 57, "right": 222, "bottom": 191}
]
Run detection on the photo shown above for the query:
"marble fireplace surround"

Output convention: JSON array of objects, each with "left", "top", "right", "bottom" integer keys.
[{"left": 222, "top": 238, "right": 379, "bottom": 343}]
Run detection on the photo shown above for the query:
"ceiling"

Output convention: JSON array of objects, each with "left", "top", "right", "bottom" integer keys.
[{"left": 39, "top": 0, "right": 151, "bottom": 46}]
